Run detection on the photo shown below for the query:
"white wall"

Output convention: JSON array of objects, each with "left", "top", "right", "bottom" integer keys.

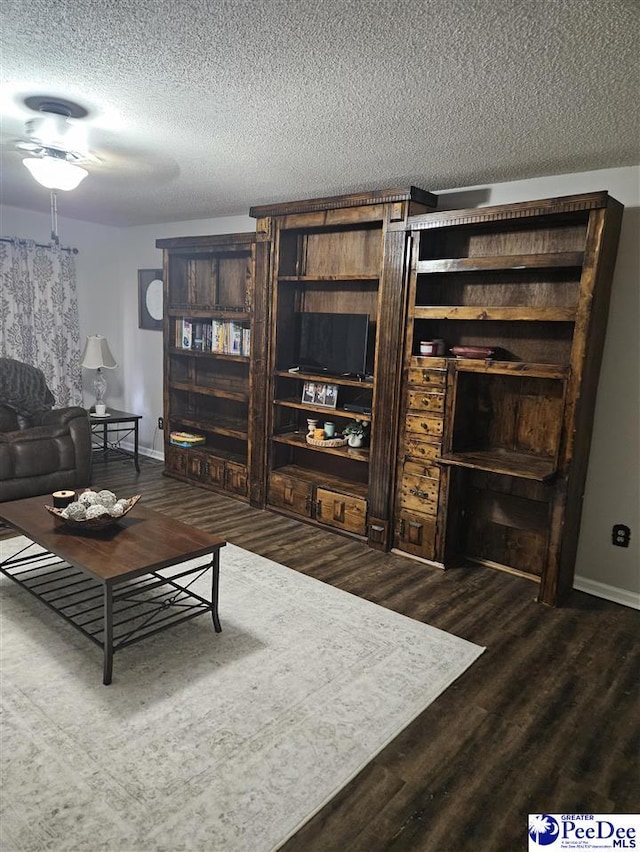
[{"left": 2, "top": 165, "right": 638, "bottom": 605}]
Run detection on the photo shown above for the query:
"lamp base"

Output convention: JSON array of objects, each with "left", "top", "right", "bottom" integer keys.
[{"left": 94, "top": 368, "right": 107, "bottom": 408}]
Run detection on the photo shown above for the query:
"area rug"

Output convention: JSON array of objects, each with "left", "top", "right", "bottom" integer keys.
[{"left": 0, "top": 536, "right": 484, "bottom": 852}]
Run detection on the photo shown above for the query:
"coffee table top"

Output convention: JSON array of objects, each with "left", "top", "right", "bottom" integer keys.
[{"left": 0, "top": 495, "right": 225, "bottom": 583}]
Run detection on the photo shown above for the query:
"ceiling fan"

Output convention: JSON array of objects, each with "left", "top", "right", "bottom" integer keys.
[{"left": 16, "top": 96, "right": 99, "bottom": 191}]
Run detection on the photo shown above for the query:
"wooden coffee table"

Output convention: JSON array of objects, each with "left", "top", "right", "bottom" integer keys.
[{"left": 0, "top": 495, "right": 226, "bottom": 685}]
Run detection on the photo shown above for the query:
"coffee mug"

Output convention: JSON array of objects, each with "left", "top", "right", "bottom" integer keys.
[
  {"left": 324, "top": 421, "right": 336, "bottom": 438},
  {"left": 95, "top": 403, "right": 107, "bottom": 416}
]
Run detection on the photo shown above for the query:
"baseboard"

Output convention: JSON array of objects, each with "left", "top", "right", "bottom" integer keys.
[
  {"left": 573, "top": 575, "right": 640, "bottom": 610},
  {"left": 139, "top": 446, "right": 164, "bottom": 461},
  {"left": 101, "top": 442, "right": 164, "bottom": 462}
]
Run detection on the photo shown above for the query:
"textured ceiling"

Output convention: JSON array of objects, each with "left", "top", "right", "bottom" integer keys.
[{"left": 1, "top": 0, "right": 639, "bottom": 227}]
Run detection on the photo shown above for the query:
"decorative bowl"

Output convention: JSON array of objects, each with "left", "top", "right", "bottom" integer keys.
[
  {"left": 450, "top": 345, "right": 496, "bottom": 359},
  {"left": 306, "top": 435, "right": 348, "bottom": 448},
  {"left": 45, "top": 494, "right": 141, "bottom": 531}
]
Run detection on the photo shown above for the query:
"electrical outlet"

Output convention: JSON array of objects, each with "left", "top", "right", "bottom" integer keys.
[
  {"left": 158, "top": 416, "right": 164, "bottom": 430},
  {"left": 612, "top": 524, "right": 631, "bottom": 547}
]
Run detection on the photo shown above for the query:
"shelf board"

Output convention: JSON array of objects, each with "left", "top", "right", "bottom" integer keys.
[
  {"left": 277, "top": 275, "right": 379, "bottom": 282},
  {"left": 274, "top": 398, "right": 372, "bottom": 422},
  {"left": 174, "top": 416, "right": 248, "bottom": 441},
  {"left": 168, "top": 307, "right": 250, "bottom": 320},
  {"left": 166, "top": 444, "right": 246, "bottom": 466},
  {"left": 275, "top": 370, "right": 374, "bottom": 389},
  {"left": 416, "top": 252, "right": 584, "bottom": 274},
  {"left": 413, "top": 306, "right": 576, "bottom": 322},
  {"left": 169, "top": 347, "right": 249, "bottom": 363},
  {"left": 450, "top": 360, "right": 568, "bottom": 379},
  {"left": 437, "top": 449, "right": 557, "bottom": 482},
  {"left": 272, "top": 431, "right": 370, "bottom": 463},
  {"left": 169, "top": 381, "right": 248, "bottom": 403}
]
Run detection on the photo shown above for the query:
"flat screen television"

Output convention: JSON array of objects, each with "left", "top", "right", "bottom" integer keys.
[{"left": 296, "top": 312, "right": 370, "bottom": 376}]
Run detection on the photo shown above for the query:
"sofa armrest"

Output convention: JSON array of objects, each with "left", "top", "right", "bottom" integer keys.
[{"left": 33, "top": 406, "right": 90, "bottom": 429}]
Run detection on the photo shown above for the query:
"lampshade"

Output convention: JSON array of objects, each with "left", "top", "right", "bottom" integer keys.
[
  {"left": 23, "top": 156, "right": 88, "bottom": 191},
  {"left": 80, "top": 335, "right": 117, "bottom": 370}
]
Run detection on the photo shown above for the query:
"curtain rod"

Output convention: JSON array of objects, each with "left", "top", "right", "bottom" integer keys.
[{"left": 0, "top": 236, "right": 78, "bottom": 254}]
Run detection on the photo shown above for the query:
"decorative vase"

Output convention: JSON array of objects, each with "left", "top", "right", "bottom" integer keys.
[{"left": 347, "top": 434, "right": 364, "bottom": 448}]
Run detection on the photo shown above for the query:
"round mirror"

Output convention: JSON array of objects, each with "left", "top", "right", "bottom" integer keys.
[{"left": 145, "top": 279, "right": 163, "bottom": 321}]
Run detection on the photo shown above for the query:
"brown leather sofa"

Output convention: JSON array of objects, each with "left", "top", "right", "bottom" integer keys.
[{"left": 0, "top": 359, "right": 92, "bottom": 502}]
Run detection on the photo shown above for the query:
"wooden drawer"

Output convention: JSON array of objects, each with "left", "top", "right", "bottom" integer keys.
[
  {"left": 394, "top": 510, "right": 437, "bottom": 561},
  {"left": 407, "top": 390, "right": 445, "bottom": 413},
  {"left": 268, "top": 472, "right": 312, "bottom": 517},
  {"left": 400, "top": 470, "right": 440, "bottom": 515},
  {"left": 405, "top": 413, "right": 444, "bottom": 439},
  {"left": 403, "top": 459, "right": 440, "bottom": 481},
  {"left": 407, "top": 367, "right": 447, "bottom": 388},
  {"left": 316, "top": 487, "right": 367, "bottom": 536},
  {"left": 225, "top": 461, "right": 248, "bottom": 496},
  {"left": 404, "top": 436, "right": 442, "bottom": 463}
]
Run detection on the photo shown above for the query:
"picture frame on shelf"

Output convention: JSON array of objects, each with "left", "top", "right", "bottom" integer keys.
[
  {"left": 301, "top": 381, "right": 338, "bottom": 409},
  {"left": 138, "top": 269, "right": 163, "bottom": 331}
]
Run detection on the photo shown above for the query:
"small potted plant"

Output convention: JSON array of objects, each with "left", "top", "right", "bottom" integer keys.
[{"left": 342, "top": 419, "right": 368, "bottom": 448}]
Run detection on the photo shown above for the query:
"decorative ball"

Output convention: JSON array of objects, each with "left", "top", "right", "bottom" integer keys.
[
  {"left": 86, "top": 504, "right": 109, "bottom": 519},
  {"left": 97, "top": 489, "right": 117, "bottom": 508},
  {"left": 108, "top": 503, "right": 125, "bottom": 517},
  {"left": 79, "top": 490, "right": 99, "bottom": 505},
  {"left": 66, "top": 502, "right": 87, "bottom": 520}
]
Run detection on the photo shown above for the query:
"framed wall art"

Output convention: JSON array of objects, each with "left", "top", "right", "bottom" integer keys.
[{"left": 138, "top": 269, "right": 164, "bottom": 331}]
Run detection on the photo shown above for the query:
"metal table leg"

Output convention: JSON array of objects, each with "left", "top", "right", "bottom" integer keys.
[
  {"left": 103, "top": 583, "right": 114, "bottom": 685},
  {"left": 211, "top": 550, "right": 221, "bottom": 633}
]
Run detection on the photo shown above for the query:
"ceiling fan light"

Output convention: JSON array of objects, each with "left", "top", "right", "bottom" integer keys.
[{"left": 23, "top": 156, "right": 88, "bottom": 191}]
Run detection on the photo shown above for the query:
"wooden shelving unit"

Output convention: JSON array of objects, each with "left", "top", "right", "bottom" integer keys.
[
  {"left": 392, "top": 191, "right": 623, "bottom": 604},
  {"left": 157, "top": 231, "right": 269, "bottom": 506},
  {"left": 251, "top": 187, "right": 437, "bottom": 547}
]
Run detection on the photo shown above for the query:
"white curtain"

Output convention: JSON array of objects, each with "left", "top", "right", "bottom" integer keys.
[{"left": 0, "top": 238, "right": 83, "bottom": 407}]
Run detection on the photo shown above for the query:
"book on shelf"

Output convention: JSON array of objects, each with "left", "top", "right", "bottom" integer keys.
[
  {"left": 169, "top": 430, "right": 206, "bottom": 447},
  {"left": 193, "top": 321, "right": 204, "bottom": 350},
  {"left": 211, "top": 319, "right": 225, "bottom": 353},
  {"left": 228, "top": 321, "right": 243, "bottom": 355},
  {"left": 242, "top": 326, "right": 251, "bottom": 357},
  {"left": 181, "top": 318, "right": 192, "bottom": 349}
]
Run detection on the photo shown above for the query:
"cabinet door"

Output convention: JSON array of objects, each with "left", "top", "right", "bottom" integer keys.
[
  {"left": 166, "top": 445, "right": 188, "bottom": 477},
  {"left": 187, "top": 451, "right": 208, "bottom": 480},
  {"left": 395, "top": 510, "right": 437, "bottom": 560},
  {"left": 316, "top": 488, "right": 367, "bottom": 536},
  {"left": 204, "top": 455, "right": 226, "bottom": 488},
  {"left": 268, "top": 472, "right": 313, "bottom": 517},
  {"left": 225, "top": 461, "right": 248, "bottom": 496}
]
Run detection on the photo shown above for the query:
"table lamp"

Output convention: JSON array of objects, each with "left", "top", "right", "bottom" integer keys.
[{"left": 80, "top": 335, "right": 117, "bottom": 415}]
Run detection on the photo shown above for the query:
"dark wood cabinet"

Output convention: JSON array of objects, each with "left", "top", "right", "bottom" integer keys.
[
  {"left": 392, "top": 191, "right": 623, "bottom": 604},
  {"left": 156, "top": 188, "right": 622, "bottom": 606},
  {"left": 156, "top": 232, "right": 269, "bottom": 505},
  {"left": 251, "top": 187, "right": 437, "bottom": 547}
]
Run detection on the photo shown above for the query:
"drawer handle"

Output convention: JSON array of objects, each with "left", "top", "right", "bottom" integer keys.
[{"left": 409, "top": 487, "right": 431, "bottom": 499}]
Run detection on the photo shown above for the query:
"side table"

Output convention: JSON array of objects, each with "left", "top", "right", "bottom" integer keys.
[{"left": 89, "top": 409, "right": 142, "bottom": 472}]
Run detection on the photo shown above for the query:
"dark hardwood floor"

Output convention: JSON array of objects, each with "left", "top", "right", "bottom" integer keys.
[{"left": 10, "top": 456, "right": 640, "bottom": 851}]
